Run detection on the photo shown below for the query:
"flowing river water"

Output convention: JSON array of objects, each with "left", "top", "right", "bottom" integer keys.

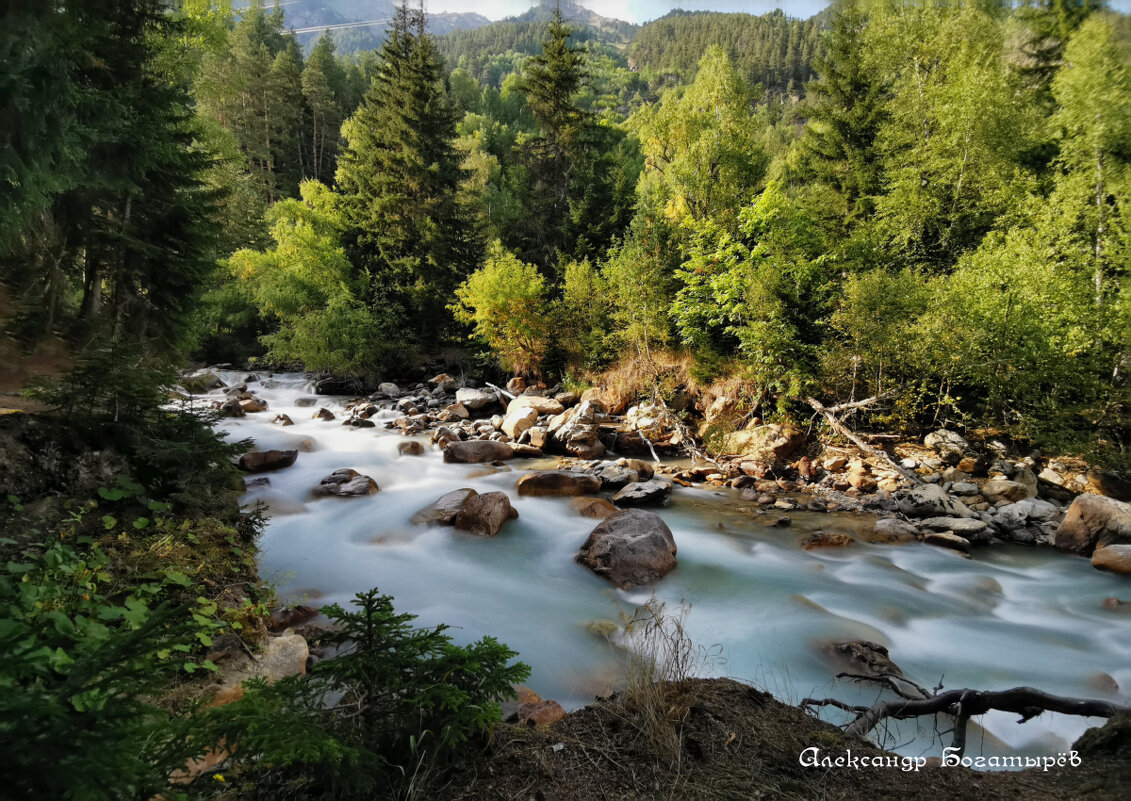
[{"left": 210, "top": 371, "right": 1130, "bottom": 760}]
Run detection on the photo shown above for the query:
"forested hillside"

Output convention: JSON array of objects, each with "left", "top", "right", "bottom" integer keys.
[{"left": 630, "top": 9, "right": 825, "bottom": 94}]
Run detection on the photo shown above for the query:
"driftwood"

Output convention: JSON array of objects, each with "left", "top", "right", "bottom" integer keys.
[
  {"left": 805, "top": 396, "right": 921, "bottom": 485},
  {"left": 802, "top": 678, "right": 1131, "bottom": 754}
]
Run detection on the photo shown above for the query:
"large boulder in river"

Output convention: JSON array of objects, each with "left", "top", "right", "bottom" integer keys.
[
  {"left": 1092, "top": 545, "right": 1131, "bottom": 576},
  {"left": 238, "top": 449, "right": 298, "bottom": 473},
  {"left": 507, "top": 395, "right": 564, "bottom": 416},
  {"left": 720, "top": 423, "right": 804, "bottom": 462},
  {"left": 1055, "top": 495, "right": 1131, "bottom": 556},
  {"left": 412, "top": 488, "right": 478, "bottom": 525},
  {"left": 516, "top": 471, "right": 601, "bottom": 497},
  {"left": 453, "top": 491, "right": 517, "bottom": 536},
  {"left": 612, "top": 480, "right": 671, "bottom": 507},
  {"left": 576, "top": 510, "right": 677, "bottom": 589},
  {"left": 501, "top": 406, "right": 538, "bottom": 439},
  {"left": 981, "top": 477, "right": 1036, "bottom": 504},
  {"left": 917, "top": 516, "right": 992, "bottom": 543},
  {"left": 892, "top": 483, "right": 974, "bottom": 519},
  {"left": 455, "top": 387, "right": 498, "bottom": 411},
  {"left": 548, "top": 399, "right": 606, "bottom": 459},
  {"left": 314, "top": 468, "right": 379, "bottom": 497},
  {"left": 443, "top": 440, "right": 514, "bottom": 463}
]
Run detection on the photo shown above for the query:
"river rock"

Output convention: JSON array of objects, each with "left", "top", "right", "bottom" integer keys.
[
  {"left": 922, "top": 530, "right": 972, "bottom": 554},
  {"left": 917, "top": 516, "right": 992, "bottom": 543},
  {"left": 549, "top": 399, "right": 606, "bottom": 459},
  {"left": 576, "top": 509, "right": 678, "bottom": 589},
  {"left": 412, "top": 488, "right": 478, "bottom": 525},
  {"left": 377, "top": 381, "right": 400, "bottom": 397},
  {"left": 1056, "top": 495, "right": 1131, "bottom": 556},
  {"left": 865, "top": 518, "right": 920, "bottom": 544},
  {"left": 314, "top": 377, "right": 358, "bottom": 395},
  {"left": 514, "top": 698, "right": 567, "bottom": 728},
  {"left": 981, "top": 477, "right": 1035, "bottom": 504},
  {"left": 180, "top": 370, "right": 224, "bottom": 394},
  {"left": 455, "top": 387, "right": 498, "bottom": 411},
  {"left": 721, "top": 423, "right": 804, "bottom": 462},
  {"left": 267, "top": 605, "right": 320, "bottom": 633},
  {"left": 239, "top": 397, "right": 268, "bottom": 413},
  {"left": 800, "top": 530, "right": 854, "bottom": 550},
  {"left": 294, "top": 397, "right": 317, "bottom": 408},
  {"left": 612, "top": 480, "right": 671, "bottom": 507},
  {"left": 398, "top": 441, "right": 425, "bottom": 456},
  {"left": 314, "top": 468, "right": 379, "bottom": 497},
  {"left": 595, "top": 463, "right": 639, "bottom": 490},
  {"left": 527, "top": 428, "right": 548, "bottom": 449},
  {"left": 573, "top": 497, "right": 620, "bottom": 520},
  {"left": 893, "top": 483, "right": 974, "bottom": 519},
  {"left": 924, "top": 429, "right": 968, "bottom": 465},
  {"left": 313, "top": 407, "right": 335, "bottom": 421},
  {"left": 616, "top": 458, "right": 655, "bottom": 481},
  {"left": 516, "top": 470, "right": 601, "bottom": 496},
  {"left": 994, "top": 498, "right": 1059, "bottom": 531},
  {"left": 1092, "top": 545, "right": 1131, "bottom": 576},
  {"left": 218, "top": 397, "right": 245, "bottom": 417},
  {"left": 453, "top": 491, "right": 517, "bottom": 536},
  {"left": 238, "top": 449, "right": 298, "bottom": 473},
  {"left": 1087, "top": 469, "right": 1131, "bottom": 501},
  {"left": 580, "top": 386, "right": 631, "bottom": 415},
  {"left": 443, "top": 439, "right": 515, "bottom": 463},
  {"left": 272, "top": 413, "right": 294, "bottom": 427},
  {"left": 507, "top": 395, "right": 564, "bottom": 416},
  {"left": 501, "top": 406, "right": 538, "bottom": 439}
]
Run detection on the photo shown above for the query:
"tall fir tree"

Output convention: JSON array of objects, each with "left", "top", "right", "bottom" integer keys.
[{"left": 336, "top": 4, "right": 480, "bottom": 339}]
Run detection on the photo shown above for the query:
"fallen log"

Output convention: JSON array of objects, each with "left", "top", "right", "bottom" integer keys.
[
  {"left": 803, "top": 684, "right": 1131, "bottom": 753},
  {"left": 805, "top": 396, "right": 921, "bottom": 485}
]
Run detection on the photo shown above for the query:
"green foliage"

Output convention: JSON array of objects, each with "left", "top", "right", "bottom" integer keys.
[
  {"left": 198, "top": 588, "right": 530, "bottom": 799},
  {"left": 452, "top": 242, "right": 551, "bottom": 376},
  {"left": 226, "top": 180, "right": 396, "bottom": 377}
]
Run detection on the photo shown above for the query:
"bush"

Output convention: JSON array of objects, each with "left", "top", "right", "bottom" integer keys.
[
  {"left": 452, "top": 241, "right": 550, "bottom": 376},
  {"left": 197, "top": 588, "right": 530, "bottom": 799}
]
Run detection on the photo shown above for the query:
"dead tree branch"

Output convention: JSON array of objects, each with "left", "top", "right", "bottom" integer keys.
[{"left": 805, "top": 396, "right": 921, "bottom": 485}]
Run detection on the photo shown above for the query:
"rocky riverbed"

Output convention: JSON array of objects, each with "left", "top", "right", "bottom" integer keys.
[{"left": 181, "top": 366, "right": 1131, "bottom": 759}]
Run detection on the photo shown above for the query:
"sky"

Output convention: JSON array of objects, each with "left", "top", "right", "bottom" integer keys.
[{"left": 426, "top": 0, "right": 833, "bottom": 23}]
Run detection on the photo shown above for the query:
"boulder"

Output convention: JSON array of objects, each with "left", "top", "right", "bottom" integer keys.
[
  {"left": 505, "top": 376, "right": 527, "bottom": 395},
  {"left": 180, "top": 371, "right": 224, "bottom": 394},
  {"left": 314, "top": 377, "right": 358, "bottom": 395},
  {"left": 314, "top": 468, "right": 379, "bottom": 497},
  {"left": 501, "top": 406, "right": 538, "bottom": 439},
  {"left": 846, "top": 462, "right": 877, "bottom": 492},
  {"left": 576, "top": 510, "right": 678, "bottom": 589},
  {"left": 580, "top": 386, "right": 631, "bottom": 415},
  {"left": 453, "top": 491, "right": 518, "bottom": 536},
  {"left": 922, "top": 530, "right": 972, "bottom": 554},
  {"left": 516, "top": 471, "right": 601, "bottom": 496},
  {"left": 1092, "top": 545, "right": 1131, "bottom": 576},
  {"left": 377, "top": 381, "right": 400, "bottom": 397},
  {"left": 294, "top": 397, "right": 317, "bottom": 408},
  {"left": 445, "top": 402, "right": 470, "bottom": 420},
  {"left": 515, "top": 699, "right": 567, "bottom": 728},
  {"left": 917, "top": 516, "right": 992, "bottom": 543},
  {"left": 865, "top": 518, "right": 919, "bottom": 545},
  {"left": 616, "top": 458, "right": 655, "bottom": 481},
  {"left": 573, "top": 497, "right": 620, "bottom": 520},
  {"left": 800, "top": 530, "right": 854, "bottom": 550},
  {"left": 267, "top": 605, "right": 320, "bottom": 633},
  {"left": 239, "top": 397, "right": 268, "bottom": 413},
  {"left": 411, "top": 488, "right": 478, "bottom": 526},
  {"left": 455, "top": 387, "right": 498, "bottom": 411},
  {"left": 981, "top": 477, "right": 1035, "bottom": 504},
  {"left": 272, "top": 413, "right": 294, "bottom": 427},
  {"left": 443, "top": 440, "right": 515, "bottom": 463},
  {"left": 994, "top": 498, "right": 1059, "bottom": 531},
  {"left": 238, "top": 449, "right": 298, "bottom": 473},
  {"left": 549, "top": 399, "right": 606, "bottom": 458},
  {"left": 398, "top": 441, "right": 425, "bottom": 456},
  {"left": 1056, "top": 495, "right": 1131, "bottom": 556},
  {"left": 219, "top": 397, "right": 245, "bottom": 417},
  {"left": 892, "top": 483, "right": 974, "bottom": 519},
  {"left": 594, "top": 463, "right": 639, "bottom": 490},
  {"left": 507, "top": 395, "right": 564, "bottom": 416},
  {"left": 313, "top": 407, "right": 336, "bottom": 421},
  {"left": 512, "top": 444, "right": 543, "bottom": 458},
  {"left": 1086, "top": 469, "right": 1131, "bottom": 502},
  {"left": 924, "top": 429, "right": 968, "bottom": 464},
  {"left": 528, "top": 428, "right": 548, "bottom": 449},
  {"left": 721, "top": 423, "right": 805, "bottom": 462},
  {"left": 612, "top": 480, "right": 671, "bottom": 507}
]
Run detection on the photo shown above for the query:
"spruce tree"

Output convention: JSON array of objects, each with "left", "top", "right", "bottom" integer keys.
[
  {"left": 799, "top": 6, "right": 886, "bottom": 222},
  {"left": 336, "top": 4, "right": 479, "bottom": 339}
]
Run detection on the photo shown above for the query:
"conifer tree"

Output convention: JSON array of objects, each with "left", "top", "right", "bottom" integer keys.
[{"left": 336, "top": 4, "right": 479, "bottom": 338}]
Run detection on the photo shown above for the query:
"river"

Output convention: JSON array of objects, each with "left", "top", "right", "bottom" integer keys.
[{"left": 209, "top": 370, "right": 1130, "bottom": 760}]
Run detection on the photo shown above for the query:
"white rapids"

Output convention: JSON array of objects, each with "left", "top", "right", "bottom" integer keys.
[{"left": 207, "top": 371, "right": 1130, "bottom": 761}]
